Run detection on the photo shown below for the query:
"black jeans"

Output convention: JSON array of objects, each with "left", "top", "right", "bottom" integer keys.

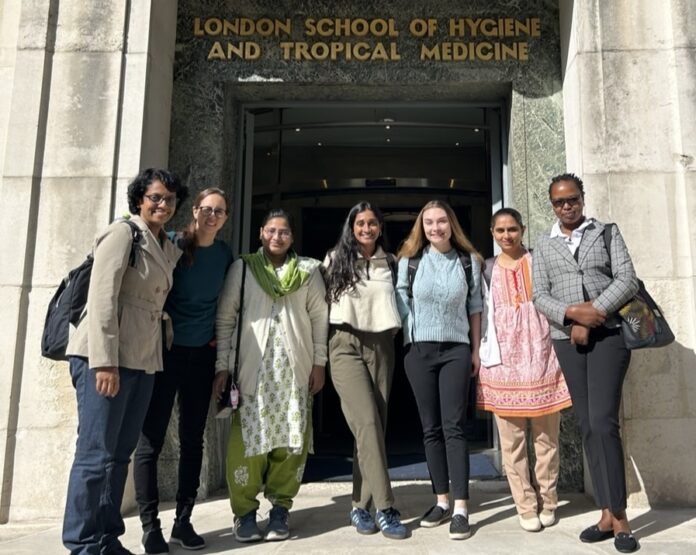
[
  {"left": 553, "top": 328, "right": 631, "bottom": 513},
  {"left": 133, "top": 343, "right": 216, "bottom": 530},
  {"left": 404, "top": 341, "right": 472, "bottom": 500}
]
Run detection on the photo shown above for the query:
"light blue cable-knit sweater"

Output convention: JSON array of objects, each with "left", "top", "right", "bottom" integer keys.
[{"left": 395, "top": 246, "right": 483, "bottom": 345}]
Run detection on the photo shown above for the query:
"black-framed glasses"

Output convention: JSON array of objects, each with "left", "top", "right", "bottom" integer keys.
[
  {"left": 551, "top": 195, "right": 582, "bottom": 209},
  {"left": 144, "top": 193, "right": 177, "bottom": 207},
  {"left": 197, "top": 206, "right": 227, "bottom": 218}
]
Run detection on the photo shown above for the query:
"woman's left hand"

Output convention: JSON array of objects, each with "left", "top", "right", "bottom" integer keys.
[
  {"left": 471, "top": 350, "right": 481, "bottom": 378},
  {"left": 308, "top": 365, "right": 325, "bottom": 395}
]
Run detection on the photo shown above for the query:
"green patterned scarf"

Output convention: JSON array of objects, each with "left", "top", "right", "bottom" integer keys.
[{"left": 241, "top": 248, "right": 314, "bottom": 299}]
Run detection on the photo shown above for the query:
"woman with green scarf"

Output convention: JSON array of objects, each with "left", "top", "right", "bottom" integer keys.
[{"left": 213, "top": 208, "right": 328, "bottom": 543}]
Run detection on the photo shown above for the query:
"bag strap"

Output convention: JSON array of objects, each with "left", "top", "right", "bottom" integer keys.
[
  {"left": 233, "top": 260, "right": 246, "bottom": 383},
  {"left": 121, "top": 219, "right": 143, "bottom": 267},
  {"left": 483, "top": 256, "right": 496, "bottom": 288},
  {"left": 603, "top": 222, "right": 614, "bottom": 261},
  {"left": 385, "top": 252, "right": 398, "bottom": 287}
]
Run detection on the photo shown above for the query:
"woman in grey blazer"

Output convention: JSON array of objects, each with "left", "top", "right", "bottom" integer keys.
[{"left": 532, "top": 173, "right": 639, "bottom": 553}]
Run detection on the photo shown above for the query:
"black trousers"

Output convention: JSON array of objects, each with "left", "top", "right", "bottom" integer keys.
[
  {"left": 553, "top": 328, "right": 631, "bottom": 513},
  {"left": 133, "top": 343, "right": 216, "bottom": 530},
  {"left": 404, "top": 341, "right": 472, "bottom": 500}
]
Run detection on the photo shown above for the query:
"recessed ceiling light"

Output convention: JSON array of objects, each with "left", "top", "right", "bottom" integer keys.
[
  {"left": 386, "top": 138, "right": 391, "bottom": 143},
  {"left": 295, "top": 127, "right": 301, "bottom": 132},
  {"left": 266, "top": 151, "right": 271, "bottom": 156},
  {"left": 317, "top": 142, "right": 322, "bottom": 146},
  {"left": 385, "top": 125, "right": 391, "bottom": 130},
  {"left": 455, "top": 142, "right": 460, "bottom": 146},
  {"left": 473, "top": 128, "right": 480, "bottom": 132}
]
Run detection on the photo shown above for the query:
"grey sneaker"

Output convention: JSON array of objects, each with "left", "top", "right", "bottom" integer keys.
[
  {"left": 264, "top": 506, "right": 290, "bottom": 541},
  {"left": 234, "top": 511, "right": 263, "bottom": 543},
  {"left": 420, "top": 505, "right": 451, "bottom": 528}
]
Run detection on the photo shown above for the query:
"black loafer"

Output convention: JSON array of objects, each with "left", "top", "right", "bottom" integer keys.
[
  {"left": 579, "top": 524, "right": 614, "bottom": 543},
  {"left": 614, "top": 532, "right": 638, "bottom": 553}
]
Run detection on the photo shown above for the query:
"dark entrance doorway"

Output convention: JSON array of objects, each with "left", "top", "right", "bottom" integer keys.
[{"left": 238, "top": 103, "right": 505, "bottom": 472}]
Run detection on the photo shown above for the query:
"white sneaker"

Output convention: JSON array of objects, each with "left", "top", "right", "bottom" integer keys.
[
  {"left": 518, "top": 512, "right": 542, "bottom": 532},
  {"left": 539, "top": 509, "right": 556, "bottom": 527}
]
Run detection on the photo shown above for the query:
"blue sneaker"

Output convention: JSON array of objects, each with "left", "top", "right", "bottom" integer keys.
[
  {"left": 350, "top": 507, "right": 378, "bottom": 535},
  {"left": 375, "top": 507, "right": 407, "bottom": 540},
  {"left": 234, "top": 511, "right": 263, "bottom": 543},
  {"left": 265, "top": 506, "right": 290, "bottom": 541}
]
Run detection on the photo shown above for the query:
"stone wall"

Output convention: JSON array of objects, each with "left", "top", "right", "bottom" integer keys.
[
  {"left": 559, "top": 0, "right": 696, "bottom": 506},
  {"left": 0, "top": 0, "right": 178, "bottom": 522}
]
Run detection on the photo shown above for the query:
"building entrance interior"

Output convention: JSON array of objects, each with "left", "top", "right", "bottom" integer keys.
[{"left": 236, "top": 102, "right": 506, "bottom": 475}]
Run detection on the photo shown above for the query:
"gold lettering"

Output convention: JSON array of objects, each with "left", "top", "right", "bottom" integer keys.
[
  {"left": 410, "top": 18, "right": 429, "bottom": 37},
  {"left": 193, "top": 17, "right": 205, "bottom": 36},
  {"left": 296, "top": 42, "right": 311, "bottom": 60},
  {"left": 515, "top": 18, "right": 530, "bottom": 36},
  {"left": 305, "top": 18, "right": 317, "bottom": 37},
  {"left": 420, "top": 43, "right": 441, "bottom": 60},
  {"left": 390, "top": 42, "right": 401, "bottom": 60},
  {"left": 352, "top": 19, "right": 369, "bottom": 36},
  {"left": 256, "top": 18, "right": 274, "bottom": 36},
  {"left": 466, "top": 18, "right": 481, "bottom": 36},
  {"left": 480, "top": 19, "right": 497, "bottom": 37},
  {"left": 207, "top": 41, "right": 225, "bottom": 60},
  {"left": 204, "top": 18, "right": 222, "bottom": 36},
  {"left": 370, "top": 42, "right": 388, "bottom": 60},
  {"left": 223, "top": 19, "right": 238, "bottom": 35},
  {"left": 354, "top": 42, "right": 370, "bottom": 61},
  {"left": 517, "top": 42, "right": 529, "bottom": 60},
  {"left": 448, "top": 18, "right": 465, "bottom": 37},
  {"left": 475, "top": 42, "right": 494, "bottom": 60},
  {"left": 503, "top": 18, "right": 514, "bottom": 37},
  {"left": 311, "top": 42, "right": 330, "bottom": 60},
  {"left": 501, "top": 42, "right": 517, "bottom": 60},
  {"left": 279, "top": 42, "right": 294, "bottom": 59},
  {"left": 530, "top": 18, "right": 540, "bottom": 37}
]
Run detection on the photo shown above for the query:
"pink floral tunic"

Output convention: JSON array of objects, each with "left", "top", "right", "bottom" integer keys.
[{"left": 477, "top": 253, "right": 572, "bottom": 417}]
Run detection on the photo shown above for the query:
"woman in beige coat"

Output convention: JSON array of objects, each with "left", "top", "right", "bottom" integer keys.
[{"left": 63, "top": 168, "right": 187, "bottom": 555}]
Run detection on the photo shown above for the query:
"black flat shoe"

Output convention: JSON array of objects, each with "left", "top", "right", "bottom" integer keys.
[
  {"left": 579, "top": 524, "right": 614, "bottom": 543},
  {"left": 614, "top": 532, "right": 638, "bottom": 553}
]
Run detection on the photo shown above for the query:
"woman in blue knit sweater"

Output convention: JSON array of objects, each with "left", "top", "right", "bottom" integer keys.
[{"left": 396, "top": 200, "right": 483, "bottom": 541}]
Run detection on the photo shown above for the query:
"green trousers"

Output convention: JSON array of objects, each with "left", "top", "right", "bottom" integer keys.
[
  {"left": 225, "top": 411, "right": 310, "bottom": 517},
  {"left": 329, "top": 325, "right": 395, "bottom": 511}
]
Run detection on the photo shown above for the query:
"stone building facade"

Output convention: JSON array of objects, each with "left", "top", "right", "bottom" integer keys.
[{"left": 0, "top": 0, "right": 694, "bottom": 523}]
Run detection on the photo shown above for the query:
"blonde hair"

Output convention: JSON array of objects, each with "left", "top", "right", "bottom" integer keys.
[{"left": 397, "top": 200, "right": 483, "bottom": 263}]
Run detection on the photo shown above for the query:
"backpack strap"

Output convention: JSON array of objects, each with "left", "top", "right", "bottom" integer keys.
[
  {"left": 121, "top": 219, "right": 143, "bottom": 267},
  {"left": 406, "top": 256, "right": 420, "bottom": 300},
  {"left": 457, "top": 251, "right": 473, "bottom": 304}
]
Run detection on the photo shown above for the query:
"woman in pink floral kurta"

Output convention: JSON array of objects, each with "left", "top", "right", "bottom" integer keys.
[{"left": 477, "top": 208, "right": 571, "bottom": 533}]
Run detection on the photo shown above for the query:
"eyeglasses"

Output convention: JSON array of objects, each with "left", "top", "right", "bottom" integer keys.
[
  {"left": 263, "top": 227, "right": 291, "bottom": 239},
  {"left": 144, "top": 193, "right": 178, "bottom": 207},
  {"left": 551, "top": 195, "right": 582, "bottom": 209},
  {"left": 197, "top": 206, "right": 227, "bottom": 218}
]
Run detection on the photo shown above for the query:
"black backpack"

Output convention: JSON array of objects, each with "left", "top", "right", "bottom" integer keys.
[{"left": 41, "top": 219, "right": 143, "bottom": 361}]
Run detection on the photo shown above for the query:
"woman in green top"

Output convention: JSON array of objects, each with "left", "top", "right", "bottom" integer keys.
[{"left": 213, "top": 209, "right": 329, "bottom": 544}]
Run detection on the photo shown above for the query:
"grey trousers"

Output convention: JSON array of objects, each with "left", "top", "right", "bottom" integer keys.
[{"left": 329, "top": 325, "right": 396, "bottom": 511}]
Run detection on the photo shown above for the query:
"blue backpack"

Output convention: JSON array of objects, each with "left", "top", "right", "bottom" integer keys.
[{"left": 41, "top": 219, "right": 142, "bottom": 361}]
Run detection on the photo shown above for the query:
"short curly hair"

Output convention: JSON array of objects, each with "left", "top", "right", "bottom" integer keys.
[
  {"left": 549, "top": 172, "right": 584, "bottom": 199},
  {"left": 126, "top": 168, "right": 189, "bottom": 214}
]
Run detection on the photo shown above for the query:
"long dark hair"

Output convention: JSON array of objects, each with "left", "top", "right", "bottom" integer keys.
[
  {"left": 325, "top": 201, "right": 388, "bottom": 303},
  {"left": 179, "top": 187, "right": 227, "bottom": 267}
]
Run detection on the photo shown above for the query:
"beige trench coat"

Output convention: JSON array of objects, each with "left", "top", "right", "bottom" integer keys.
[{"left": 66, "top": 215, "right": 181, "bottom": 373}]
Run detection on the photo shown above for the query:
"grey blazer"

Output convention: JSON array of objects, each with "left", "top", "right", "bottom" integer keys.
[{"left": 532, "top": 219, "right": 639, "bottom": 340}]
